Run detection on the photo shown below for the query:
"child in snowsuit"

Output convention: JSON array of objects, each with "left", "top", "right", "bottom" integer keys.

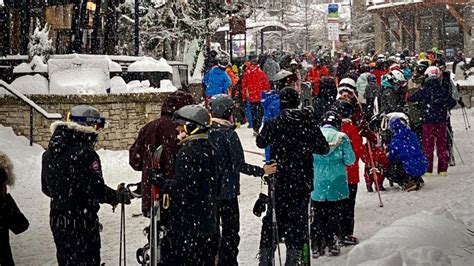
[
  {"left": 0, "top": 152, "right": 29, "bottom": 266},
  {"left": 311, "top": 111, "right": 355, "bottom": 258},
  {"left": 385, "top": 117, "right": 428, "bottom": 191}
]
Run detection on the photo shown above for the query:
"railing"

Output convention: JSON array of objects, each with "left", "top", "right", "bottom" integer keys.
[{"left": 0, "top": 80, "right": 62, "bottom": 146}]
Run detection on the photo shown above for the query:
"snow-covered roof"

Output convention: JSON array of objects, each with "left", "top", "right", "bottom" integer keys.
[
  {"left": 367, "top": 0, "right": 423, "bottom": 11},
  {"left": 13, "top": 56, "right": 47, "bottom": 73},
  {"left": 127, "top": 57, "right": 173, "bottom": 73},
  {"left": 217, "top": 20, "right": 287, "bottom": 33}
]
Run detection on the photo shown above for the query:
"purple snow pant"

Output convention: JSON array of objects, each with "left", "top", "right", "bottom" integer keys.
[{"left": 422, "top": 123, "right": 449, "bottom": 173}]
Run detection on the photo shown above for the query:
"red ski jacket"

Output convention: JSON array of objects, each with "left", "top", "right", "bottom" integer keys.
[
  {"left": 306, "top": 66, "right": 330, "bottom": 96},
  {"left": 341, "top": 120, "right": 367, "bottom": 185},
  {"left": 242, "top": 64, "right": 270, "bottom": 103}
]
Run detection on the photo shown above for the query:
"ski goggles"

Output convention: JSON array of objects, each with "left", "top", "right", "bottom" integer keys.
[{"left": 67, "top": 113, "right": 107, "bottom": 130}]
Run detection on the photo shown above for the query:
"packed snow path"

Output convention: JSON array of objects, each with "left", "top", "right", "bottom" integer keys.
[{"left": 3, "top": 109, "right": 473, "bottom": 265}]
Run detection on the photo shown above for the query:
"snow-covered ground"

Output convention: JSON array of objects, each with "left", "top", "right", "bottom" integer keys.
[{"left": 2, "top": 109, "right": 474, "bottom": 265}]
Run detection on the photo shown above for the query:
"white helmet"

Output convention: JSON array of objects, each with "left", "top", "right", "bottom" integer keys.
[
  {"left": 391, "top": 70, "right": 406, "bottom": 82},
  {"left": 425, "top": 66, "right": 441, "bottom": 77},
  {"left": 339, "top": 78, "right": 356, "bottom": 90}
]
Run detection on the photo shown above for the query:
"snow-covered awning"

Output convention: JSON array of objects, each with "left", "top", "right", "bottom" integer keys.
[
  {"left": 367, "top": 0, "right": 468, "bottom": 12},
  {"left": 217, "top": 20, "right": 287, "bottom": 33}
]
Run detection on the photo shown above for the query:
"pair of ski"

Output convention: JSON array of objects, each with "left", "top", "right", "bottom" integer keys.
[
  {"left": 265, "top": 173, "right": 311, "bottom": 266},
  {"left": 136, "top": 145, "right": 164, "bottom": 266}
]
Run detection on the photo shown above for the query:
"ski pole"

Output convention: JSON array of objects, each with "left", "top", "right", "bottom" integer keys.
[
  {"left": 461, "top": 107, "right": 469, "bottom": 131},
  {"left": 244, "top": 149, "right": 265, "bottom": 157},
  {"left": 447, "top": 130, "right": 465, "bottom": 165},
  {"left": 119, "top": 202, "right": 126, "bottom": 266},
  {"left": 367, "top": 142, "right": 384, "bottom": 207},
  {"left": 462, "top": 107, "right": 471, "bottom": 129}
]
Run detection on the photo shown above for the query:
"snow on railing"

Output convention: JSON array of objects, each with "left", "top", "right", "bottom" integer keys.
[{"left": 0, "top": 80, "right": 62, "bottom": 146}]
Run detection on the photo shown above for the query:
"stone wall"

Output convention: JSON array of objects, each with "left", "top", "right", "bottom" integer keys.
[{"left": 0, "top": 93, "right": 170, "bottom": 150}]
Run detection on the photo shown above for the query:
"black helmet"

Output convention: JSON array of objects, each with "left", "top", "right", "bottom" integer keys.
[
  {"left": 68, "top": 105, "right": 106, "bottom": 130},
  {"left": 416, "top": 61, "right": 429, "bottom": 74},
  {"left": 210, "top": 94, "right": 234, "bottom": 119},
  {"left": 218, "top": 56, "right": 229, "bottom": 68},
  {"left": 331, "top": 99, "right": 354, "bottom": 119},
  {"left": 321, "top": 111, "right": 342, "bottom": 129},
  {"left": 174, "top": 105, "right": 211, "bottom": 134},
  {"left": 279, "top": 87, "right": 300, "bottom": 109}
]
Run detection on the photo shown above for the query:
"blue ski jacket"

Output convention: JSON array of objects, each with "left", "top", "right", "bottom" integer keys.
[{"left": 203, "top": 67, "right": 232, "bottom": 97}]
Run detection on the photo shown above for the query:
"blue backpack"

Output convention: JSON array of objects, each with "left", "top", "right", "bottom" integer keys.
[{"left": 261, "top": 91, "right": 281, "bottom": 160}]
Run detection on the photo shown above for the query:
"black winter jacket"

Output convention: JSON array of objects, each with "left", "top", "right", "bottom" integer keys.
[
  {"left": 408, "top": 76, "right": 456, "bottom": 124},
  {"left": 256, "top": 107, "right": 329, "bottom": 196},
  {"left": 41, "top": 122, "right": 119, "bottom": 216},
  {"left": 312, "top": 77, "right": 338, "bottom": 124},
  {"left": 0, "top": 193, "right": 29, "bottom": 266},
  {"left": 209, "top": 120, "right": 265, "bottom": 200},
  {"left": 160, "top": 134, "right": 218, "bottom": 236}
]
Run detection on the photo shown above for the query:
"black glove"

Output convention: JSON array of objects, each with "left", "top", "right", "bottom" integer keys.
[
  {"left": 253, "top": 193, "right": 269, "bottom": 217},
  {"left": 458, "top": 99, "right": 466, "bottom": 108},
  {"left": 147, "top": 168, "right": 164, "bottom": 187},
  {"left": 117, "top": 183, "right": 131, "bottom": 205}
]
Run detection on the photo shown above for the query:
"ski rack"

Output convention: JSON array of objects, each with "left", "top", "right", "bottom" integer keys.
[{"left": 0, "top": 80, "right": 63, "bottom": 146}]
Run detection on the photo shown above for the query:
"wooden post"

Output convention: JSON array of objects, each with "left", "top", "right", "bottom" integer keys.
[{"left": 446, "top": 4, "right": 471, "bottom": 36}]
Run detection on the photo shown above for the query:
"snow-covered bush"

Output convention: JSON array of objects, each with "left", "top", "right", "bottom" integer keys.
[{"left": 28, "top": 24, "right": 55, "bottom": 61}]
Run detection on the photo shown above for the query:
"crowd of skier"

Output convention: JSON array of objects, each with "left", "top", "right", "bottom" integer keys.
[{"left": 1, "top": 48, "right": 472, "bottom": 266}]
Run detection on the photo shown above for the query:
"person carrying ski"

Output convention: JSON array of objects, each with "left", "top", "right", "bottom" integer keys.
[
  {"left": 331, "top": 99, "right": 367, "bottom": 245},
  {"left": 256, "top": 87, "right": 329, "bottom": 265},
  {"left": 150, "top": 105, "right": 219, "bottom": 265},
  {"left": 242, "top": 55, "right": 270, "bottom": 135},
  {"left": 0, "top": 151, "right": 29, "bottom": 266},
  {"left": 208, "top": 94, "right": 277, "bottom": 266},
  {"left": 41, "top": 105, "right": 131, "bottom": 265},
  {"left": 385, "top": 116, "right": 428, "bottom": 191},
  {"left": 129, "top": 90, "right": 194, "bottom": 216},
  {"left": 311, "top": 111, "right": 355, "bottom": 258},
  {"left": 408, "top": 66, "right": 456, "bottom": 176}
]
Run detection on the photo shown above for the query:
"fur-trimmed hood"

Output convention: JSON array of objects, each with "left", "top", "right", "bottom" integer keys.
[
  {"left": 47, "top": 121, "right": 98, "bottom": 153},
  {"left": 0, "top": 151, "right": 15, "bottom": 186},
  {"left": 50, "top": 121, "right": 99, "bottom": 135}
]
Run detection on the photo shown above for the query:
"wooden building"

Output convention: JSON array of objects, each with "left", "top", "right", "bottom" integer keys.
[
  {"left": 0, "top": 0, "right": 121, "bottom": 56},
  {"left": 367, "top": 0, "right": 472, "bottom": 57}
]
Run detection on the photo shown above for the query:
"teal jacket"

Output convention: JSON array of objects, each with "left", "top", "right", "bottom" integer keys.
[{"left": 311, "top": 126, "right": 355, "bottom": 202}]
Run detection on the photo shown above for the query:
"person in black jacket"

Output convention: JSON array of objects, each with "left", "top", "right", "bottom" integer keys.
[
  {"left": 0, "top": 151, "right": 29, "bottom": 266},
  {"left": 208, "top": 94, "right": 277, "bottom": 266},
  {"left": 152, "top": 105, "right": 219, "bottom": 265},
  {"left": 312, "top": 76, "right": 338, "bottom": 124},
  {"left": 256, "top": 88, "right": 329, "bottom": 265},
  {"left": 41, "top": 105, "right": 131, "bottom": 266}
]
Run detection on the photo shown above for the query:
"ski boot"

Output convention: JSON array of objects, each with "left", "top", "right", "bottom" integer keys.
[
  {"left": 402, "top": 180, "right": 418, "bottom": 192},
  {"left": 366, "top": 183, "right": 374, "bottom": 193},
  {"left": 311, "top": 241, "right": 326, "bottom": 259},
  {"left": 341, "top": 235, "right": 359, "bottom": 246},
  {"left": 377, "top": 184, "right": 386, "bottom": 192},
  {"left": 327, "top": 238, "right": 340, "bottom": 256}
]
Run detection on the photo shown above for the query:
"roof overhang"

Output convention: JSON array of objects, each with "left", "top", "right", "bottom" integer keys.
[
  {"left": 367, "top": 0, "right": 468, "bottom": 13},
  {"left": 217, "top": 20, "right": 287, "bottom": 33}
]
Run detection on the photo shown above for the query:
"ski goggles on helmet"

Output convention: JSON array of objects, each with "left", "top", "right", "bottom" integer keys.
[{"left": 67, "top": 113, "right": 107, "bottom": 130}]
